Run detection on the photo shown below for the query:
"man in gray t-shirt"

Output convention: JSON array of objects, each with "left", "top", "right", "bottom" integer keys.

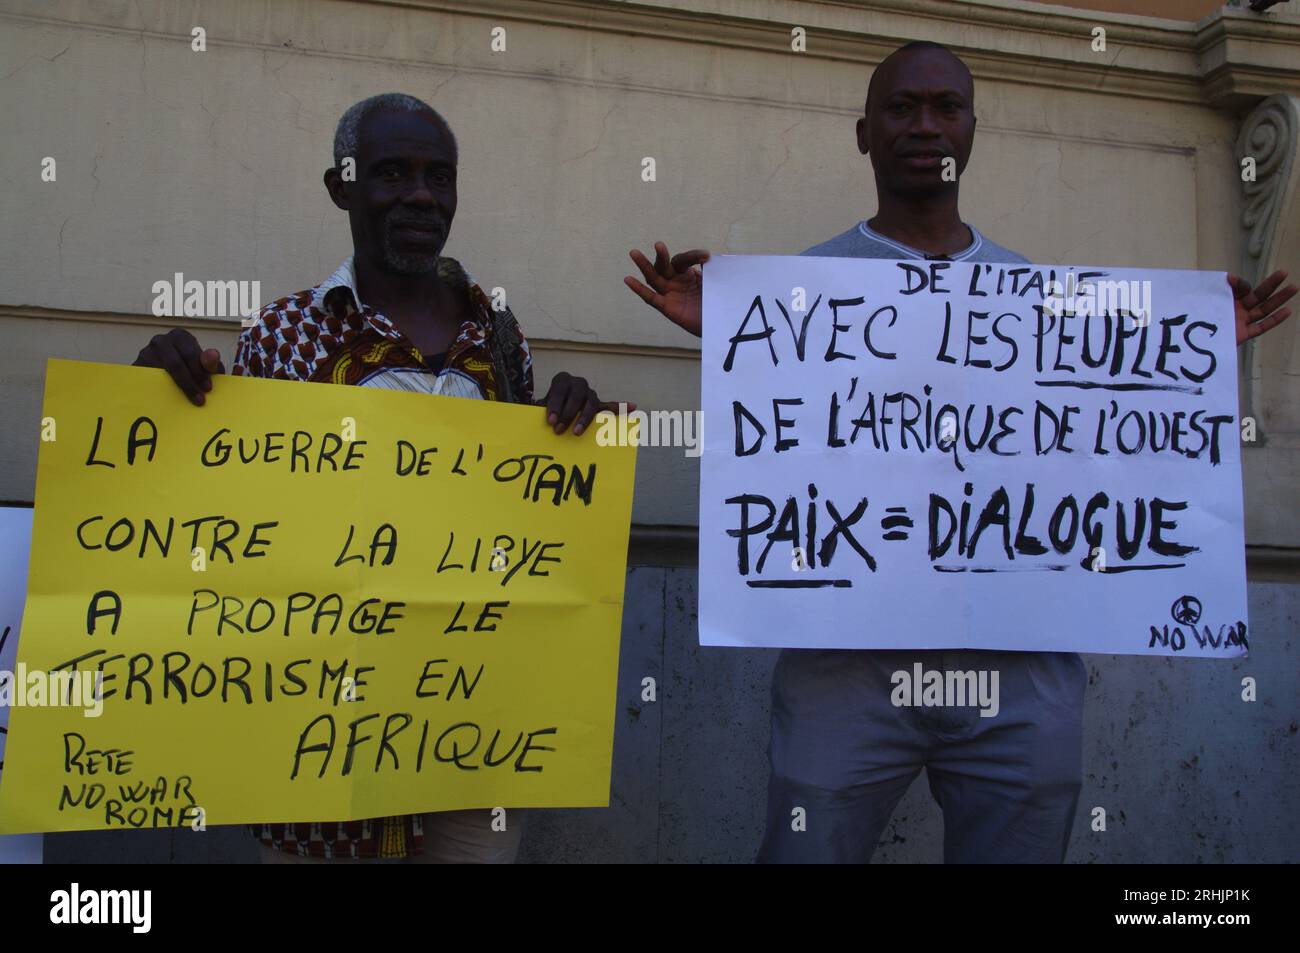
[{"left": 624, "top": 40, "right": 1294, "bottom": 863}]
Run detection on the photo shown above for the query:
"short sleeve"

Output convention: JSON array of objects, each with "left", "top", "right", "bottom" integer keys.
[
  {"left": 231, "top": 305, "right": 296, "bottom": 380},
  {"left": 231, "top": 322, "right": 268, "bottom": 377}
]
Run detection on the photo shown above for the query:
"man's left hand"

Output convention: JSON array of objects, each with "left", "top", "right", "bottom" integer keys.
[
  {"left": 541, "top": 371, "right": 631, "bottom": 436},
  {"left": 1228, "top": 270, "right": 1297, "bottom": 345}
]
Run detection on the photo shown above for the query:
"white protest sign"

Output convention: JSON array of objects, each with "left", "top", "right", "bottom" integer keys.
[
  {"left": 700, "top": 255, "right": 1248, "bottom": 657},
  {"left": 0, "top": 507, "right": 44, "bottom": 862}
]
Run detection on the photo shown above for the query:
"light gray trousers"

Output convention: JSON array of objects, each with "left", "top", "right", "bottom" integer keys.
[{"left": 757, "top": 648, "right": 1086, "bottom": 864}]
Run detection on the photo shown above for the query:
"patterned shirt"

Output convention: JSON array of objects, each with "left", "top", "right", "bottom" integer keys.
[
  {"left": 233, "top": 256, "right": 534, "bottom": 402},
  {"left": 232, "top": 255, "right": 535, "bottom": 858}
]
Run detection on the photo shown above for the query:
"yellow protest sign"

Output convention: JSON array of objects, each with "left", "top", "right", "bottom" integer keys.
[{"left": 0, "top": 359, "right": 635, "bottom": 833}]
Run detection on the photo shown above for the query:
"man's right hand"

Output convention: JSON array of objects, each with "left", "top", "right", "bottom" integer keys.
[
  {"left": 625, "top": 241, "right": 709, "bottom": 338},
  {"left": 133, "top": 328, "right": 225, "bottom": 406}
]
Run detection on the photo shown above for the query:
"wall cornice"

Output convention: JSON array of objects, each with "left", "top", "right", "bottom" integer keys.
[{"left": 3, "top": 0, "right": 1298, "bottom": 108}]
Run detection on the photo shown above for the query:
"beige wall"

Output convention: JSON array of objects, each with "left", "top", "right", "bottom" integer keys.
[{"left": 1, "top": 0, "right": 1298, "bottom": 561}]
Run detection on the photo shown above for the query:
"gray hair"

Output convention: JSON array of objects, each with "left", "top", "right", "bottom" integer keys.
[{"left": 332, "top": 93, "right": 458, "bottom": 167}]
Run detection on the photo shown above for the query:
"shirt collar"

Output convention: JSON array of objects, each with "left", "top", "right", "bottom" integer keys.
[
  {"left": 316, "top": 256, "right": 364, "bottom": 311},
  {"left": 858, "top": 221, "right": 984, "bottom": 261},
  {"left": 314, "top": 254, "right": 486, "bottom": 323}
]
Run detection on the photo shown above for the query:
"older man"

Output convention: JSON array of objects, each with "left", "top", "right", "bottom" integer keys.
[{"left": 136, "top": 93, "right": 617, "bottom": 863}]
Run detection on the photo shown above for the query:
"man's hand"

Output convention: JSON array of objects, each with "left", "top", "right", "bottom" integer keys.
[
  {"left": 625, "top": 241, "right": 709, "bottom": 338},
  {"left": 1228, "top": 270, "right": 1296, "bottom": 345},
  {"left": 133, "top": 328, "right": 225, "bottom": 406},
  {"left": 541, "top": 372, "right": 631, "bottom": 436}
]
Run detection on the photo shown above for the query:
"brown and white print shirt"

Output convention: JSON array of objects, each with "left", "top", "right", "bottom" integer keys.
[{"left": 232, "top": 255, "right": 534, "bottom": 403}]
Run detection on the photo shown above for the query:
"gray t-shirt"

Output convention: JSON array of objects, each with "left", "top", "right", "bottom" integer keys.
[{"left": 801, "top": 219, "right": 1028, "bottom": 264}]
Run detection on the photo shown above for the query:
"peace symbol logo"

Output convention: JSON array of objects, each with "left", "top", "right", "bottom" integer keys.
[{"left": 1171, "top": 596, "right": 1202, "bottom": 626}]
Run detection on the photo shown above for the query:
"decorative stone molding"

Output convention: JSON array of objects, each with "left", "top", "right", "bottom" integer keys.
[
  {"left": 1235, "top": 94, "right": 1300, "bottom": 434},
  {"left": 1237, "top": 94, "right": 1300, "bottom": 286}
]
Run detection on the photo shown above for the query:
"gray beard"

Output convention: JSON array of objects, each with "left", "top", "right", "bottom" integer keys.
[
  {"left": 382, "top": 246, "right": 441, "bottom": 274},
  {"left": 381, "top": 220, "right": 446, "bottom": 274}
]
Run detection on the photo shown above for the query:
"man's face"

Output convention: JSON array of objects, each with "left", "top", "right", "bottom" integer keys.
[
  {"left": 331, "top": 108, "right": 458, "bottom": 275},
  {"left": 857, "top": 49, "right": 975, "bottom": 200}
]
